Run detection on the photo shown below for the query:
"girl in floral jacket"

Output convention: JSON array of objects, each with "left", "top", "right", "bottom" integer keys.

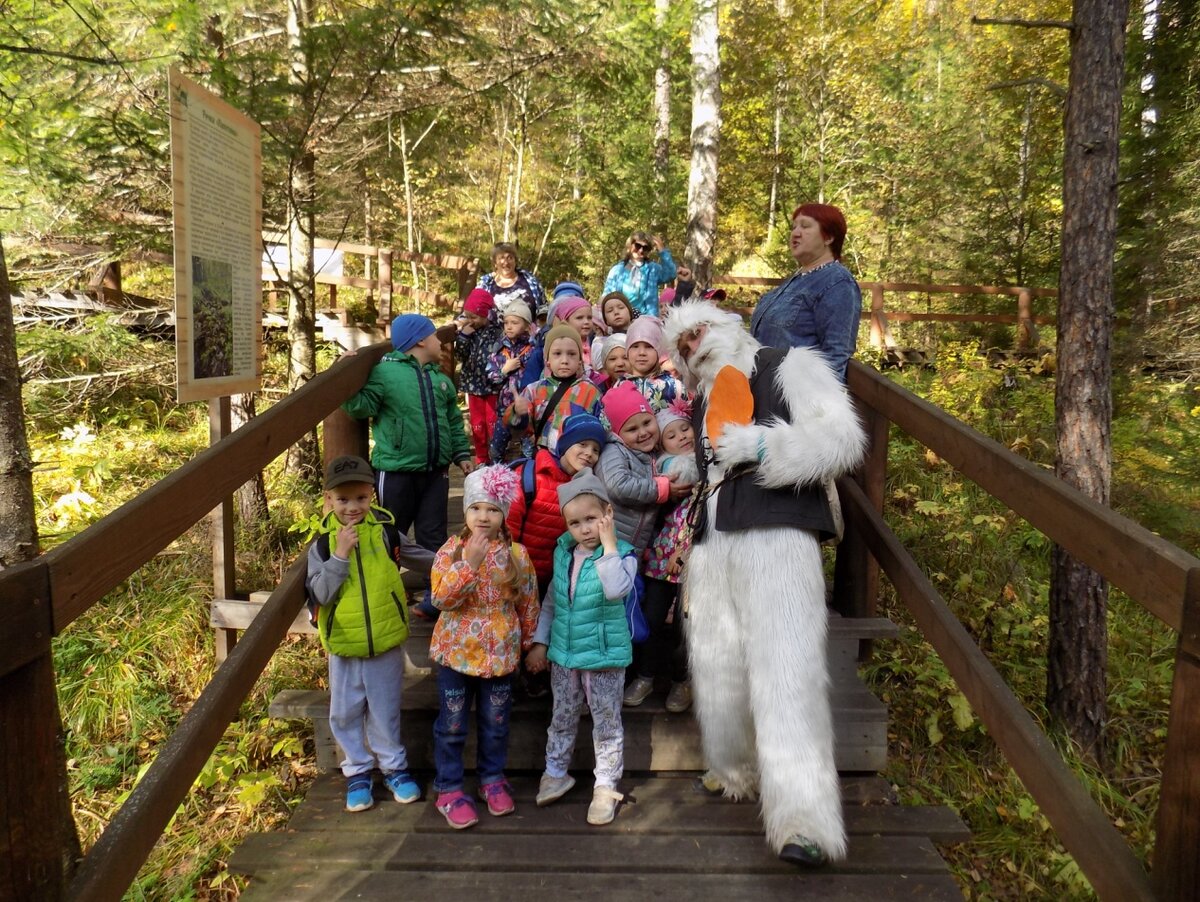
[{"left": 429, "top": 465, "right": 540, "bottom": 829}]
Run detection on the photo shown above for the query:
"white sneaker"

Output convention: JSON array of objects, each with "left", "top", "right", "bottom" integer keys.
[
  {"left": 536, "top": 773, "right": 576, "bottom": 807},
  {"left": 622, "top": 676, "right": 654, "bottom": 707},
  {"left": 587, "top": 786, "right": 623, "bottom": 825}
]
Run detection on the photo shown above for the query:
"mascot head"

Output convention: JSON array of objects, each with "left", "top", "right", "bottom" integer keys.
[{"left": 664, "top": 300, "right": 760, "bottom": 392}]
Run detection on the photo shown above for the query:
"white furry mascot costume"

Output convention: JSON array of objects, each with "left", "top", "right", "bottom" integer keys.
[{"left": 663, "top": 301, "right": 866, "bottom": 866}]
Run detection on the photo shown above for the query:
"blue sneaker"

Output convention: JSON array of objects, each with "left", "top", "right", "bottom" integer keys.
[
  {"left": 345, "top": 776, "right": 374, "bottom": 812},
  {"left": 384, "top": 770, "right": 421, "bottom": 804}
]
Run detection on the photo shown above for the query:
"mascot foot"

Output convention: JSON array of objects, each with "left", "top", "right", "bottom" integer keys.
[
  {"left": 779, "top": 836, "right": 829, "bottom": 868},
  {"left": 694, "top": 770, "right": 726, "bottom": 796}
]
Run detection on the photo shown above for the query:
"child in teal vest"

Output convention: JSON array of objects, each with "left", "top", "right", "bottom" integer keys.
[
  {"left": 306, "top": 455, "right": 434, "bottom": 813},
  {"left": 525, "top": 468, "right": 637, "bottom": 826}
]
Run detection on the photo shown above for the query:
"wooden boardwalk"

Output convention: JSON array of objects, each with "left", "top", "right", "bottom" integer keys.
[
  {"left": 230, "top": 772, "right": 968, "bottom": 901},
  {"left": 229, "top": 470, "right": 970, "bottom": 899}
]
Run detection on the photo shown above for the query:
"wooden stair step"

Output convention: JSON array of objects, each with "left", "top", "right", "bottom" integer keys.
[
  {"left": 230, "top": 830, "right": 950, "bottom": 875},
  {"left": 238, "top": 867, "right": 966, "bottom": 902}
]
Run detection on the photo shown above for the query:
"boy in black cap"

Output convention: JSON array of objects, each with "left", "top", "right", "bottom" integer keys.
[{"left": 307, "top": 455, "right": 437, "bottom": 812}]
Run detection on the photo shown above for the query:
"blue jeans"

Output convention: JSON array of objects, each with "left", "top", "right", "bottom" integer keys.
[{"left": 432, "top": 666, "right": 513, "bottom": 792}]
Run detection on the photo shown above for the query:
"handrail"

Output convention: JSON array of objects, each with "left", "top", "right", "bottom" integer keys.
[
  {"left": 67, "top": 558, "right": 309, "bottom": 902},
  {"left": 847, "top": 361, "right": 1197, "bottom": 630},
  {"left": 838, "top": 477, "right": 1156, "bottom": 901},
  {"left": 3, "top": 345, "right": 388, "bottom": 642},
  {"left": 844, "top": 358, "right": 1200, "bottom": 899}
]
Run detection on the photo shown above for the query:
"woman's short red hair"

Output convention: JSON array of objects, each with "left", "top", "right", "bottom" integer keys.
[{"left": 791, "top": 203, "right": 847, "bottom": 259}]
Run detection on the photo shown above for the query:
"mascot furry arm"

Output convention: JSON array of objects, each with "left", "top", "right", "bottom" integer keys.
[{"left": 665, "top": 302, "right": 867, "bottom": 486}]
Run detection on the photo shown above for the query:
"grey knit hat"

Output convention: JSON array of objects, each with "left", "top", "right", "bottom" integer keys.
[{"left": 556, "top": 467, "right": 610, "bottom": 510}]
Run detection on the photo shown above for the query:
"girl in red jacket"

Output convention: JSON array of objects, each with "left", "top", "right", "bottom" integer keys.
[{"left": 505, "top": 410, "right": 608, "bottom": 600}]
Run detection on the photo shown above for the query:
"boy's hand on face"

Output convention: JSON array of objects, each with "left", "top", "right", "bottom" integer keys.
[
  {"left": 333, "top": 524, "right": 359, "bottom": 559},
  {"left": 462, "top": 528, "right": 490, "bottom": 570}
]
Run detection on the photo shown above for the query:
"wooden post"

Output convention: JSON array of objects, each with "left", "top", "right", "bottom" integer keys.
[
  {"left": 1153, "top": 566, "right": 1200, "bottom": 900},
  {"left": 328, "top": 283, "right": 338, "bottom": 312},
  {"left": 1017, "top": 288, "right": 1034, "bottom": 350},
  {"left": 832, "top": 398, "right": 888, "bottom": 628},
  {"left": 378, "top": 249, "right": 393, "bottom": 323},
  {"left": 209, "top": 398, "right": 238, "bottom": 662},
  {"left": 457, "top": 262, "right": 472, "bottom": 301},
  {"left": 100, "top": 262, "right": 122, "bottom": 305},
  {"left": 0, "top": 562, "right": 77, "bottom": 901},
  {"left": 868, "top": 283, "right": 886, "bottom": 349},
  {"left": 322, "top": 408, "right": 370, "bottom": 465}
]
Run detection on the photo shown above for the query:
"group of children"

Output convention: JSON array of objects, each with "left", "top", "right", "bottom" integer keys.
[{"left": 307, "top": 279, "right": 702, "bottom": 831}]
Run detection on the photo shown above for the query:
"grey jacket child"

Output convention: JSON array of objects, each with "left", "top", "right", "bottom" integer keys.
[{"left": 595, "top": 440, "right": 666, "bottom": 555}]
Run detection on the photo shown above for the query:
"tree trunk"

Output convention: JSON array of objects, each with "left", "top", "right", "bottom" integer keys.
[
  {"left": 0, "top": 234, "right": 82, "bottom": 899},
  {"left": 285, "top": 0, "right": 319, "bottom": 480},
  {"left": 652, "top": 0, "right": 672, "bottom": 234},
  {"left": 766, "top": 0, "right": 791, "bottom": 243},
  {"left": 231, "top": 393, "right": 269, "bottom": 529},
  {"left": 1047, "top": 0, "right": 1129, "bottom": 763},
  {"left": 685, "top": 0, "right": 721, "bottom": 286}
]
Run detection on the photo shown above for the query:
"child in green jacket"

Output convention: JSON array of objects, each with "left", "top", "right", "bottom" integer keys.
[{"left": 306, "top": 455, "right": 435, "bottom": 812}]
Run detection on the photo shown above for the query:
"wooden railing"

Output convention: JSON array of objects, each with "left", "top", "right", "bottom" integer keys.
[
  {"left": 260, "top": 231, "right": 479, "bottom": 318},
  {"left": 836, "top": 360, "right": 1200, "bottom": 900},
  {"left": 1, "top": 343, "right": 1197, "bottom": 900},
  {"left": 718, "top": 274, "right": 1057, "bottom": 350},
  {"left": 0, "top": 345, "right": 389, "bottom": 902}
]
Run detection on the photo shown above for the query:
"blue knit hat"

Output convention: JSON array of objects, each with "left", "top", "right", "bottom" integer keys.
[
  {"left": 552, "top": 281, "right": 585, "bottom": 300},
  {"left": 391, "top": 314, "right": 436, "bottom": 351},
  {"left": 555, "top": 407, "right": 608, "bottom": 460}
]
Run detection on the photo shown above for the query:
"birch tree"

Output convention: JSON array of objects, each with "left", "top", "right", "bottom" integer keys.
[{"left": 685, "top": 0, "right": 721, "bottom": 286}]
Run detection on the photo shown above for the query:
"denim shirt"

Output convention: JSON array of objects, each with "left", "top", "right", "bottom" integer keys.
[{"left": 749, "top": 261, "right": 861, "bottom": 381}]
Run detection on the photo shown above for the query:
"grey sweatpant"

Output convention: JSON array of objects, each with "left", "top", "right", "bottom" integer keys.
[
  {"left": 544, "top": 664, "right": 624, "bottom": 789},
  {"left": 328, "top": 644, "right": 409, "bottom": 778}
]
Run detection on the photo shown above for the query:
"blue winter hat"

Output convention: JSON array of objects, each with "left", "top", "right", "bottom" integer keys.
[
  {"left": 391, "top": 314, "right": 436, "bottom": 351},
  {"left": 552, "top": 281, "right": 585, "bottom": 301},
  {"left": 555, "top": 406, "right": 608, "bottom": 460}
]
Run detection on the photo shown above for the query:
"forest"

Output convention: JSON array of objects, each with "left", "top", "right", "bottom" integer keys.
[{"left": 2, "top": 0, "right": 1200, "bottom": 899}]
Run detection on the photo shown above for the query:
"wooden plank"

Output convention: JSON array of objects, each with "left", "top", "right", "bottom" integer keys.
[
  {"left": 1152, "top": 567, "right": 1200, "bottom": 900},
  {"left": 230, "top": 830, "right": 949, "bottom": 875},
  {"left": 239, "top": 867, "right": 966, "bottom": 902},
  {"left": 34, "top": 343, "right": 389, "bottom": 632},
  {"left": 847, "top": 361, "right": 1197, "bottom": 631},
  {"left": 211, "top": 598, "right": 316, "bottom": 634},
  {"left": 285, "top": 776, "right": 969, "bottom": 843},
  {"left": 840, "top": 479, "right": 1155, "bottom": 902},
  {"left": 67, "top": 557, "right": 309, "bottom": 902},
  {"left": 877, "top": 312, "right": 1055, "bottom": 325}
]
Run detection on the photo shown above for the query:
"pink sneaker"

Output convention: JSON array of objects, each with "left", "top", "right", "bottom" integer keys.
[
  {"left": 479, "top": 780, "right": 516, "bottom": 816},
  {"left": 435, "top": 790, "right": 479, "bottom": 829}
]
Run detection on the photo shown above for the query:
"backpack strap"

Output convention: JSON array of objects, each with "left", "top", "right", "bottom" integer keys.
[{"left": 533, "top": 378, "right": 573, "bottom": 444}]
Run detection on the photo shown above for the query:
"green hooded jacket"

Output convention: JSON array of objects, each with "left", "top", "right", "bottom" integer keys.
[{"left": 342, "top": 350, "right": 471, "bottom": 473}]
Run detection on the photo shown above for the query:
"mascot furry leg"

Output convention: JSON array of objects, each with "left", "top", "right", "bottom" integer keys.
[{"left": 666, "top": 301, "right": 866, "bottom": 866}]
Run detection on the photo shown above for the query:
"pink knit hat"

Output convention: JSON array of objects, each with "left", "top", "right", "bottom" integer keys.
[
  {"left": 625, "top": 316, "right": 664, "bottom": 356},
  {"left": 601, "top": 381, "right": 654, "bottom": 434},
  {"left": 464, "top": 288, "right": 495, "bottom": 318},
  {"left": 552, "top": 296, "right": 591, "bottom": 322}
]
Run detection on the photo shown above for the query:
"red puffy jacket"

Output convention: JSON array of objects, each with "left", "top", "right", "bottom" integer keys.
[{"left": 506, "top": 449, "right": 571, "bottom": 584}]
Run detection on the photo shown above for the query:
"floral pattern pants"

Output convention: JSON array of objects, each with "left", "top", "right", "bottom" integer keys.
[{"left": 544, "top": 664, "right": 624, "bottom": 789}]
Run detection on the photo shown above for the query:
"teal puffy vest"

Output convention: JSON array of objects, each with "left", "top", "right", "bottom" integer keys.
[
  {"left": 316, "top": 507, "right": 410, "bottom": 658},
  {"left": 548, "top": 534, "right": 635, "bottom": 671}
]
